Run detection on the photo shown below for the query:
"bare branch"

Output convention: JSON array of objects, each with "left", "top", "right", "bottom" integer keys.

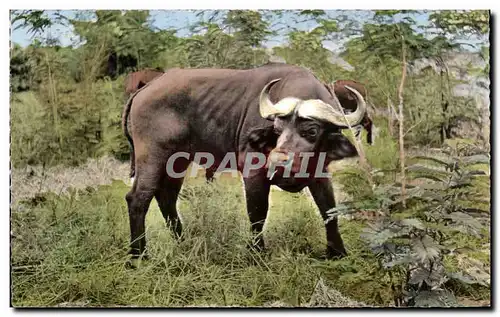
[
  {"left": 398, "top": 30, "right": 408, "bottom": 208},
  {"left": 404, "top": 118, "right": 425, "bottom": 137},
  {"left": 389, "top": 99, "right": 400, "bottom": 122}
]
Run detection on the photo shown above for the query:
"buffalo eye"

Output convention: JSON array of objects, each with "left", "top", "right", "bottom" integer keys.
[{"left": 300, "top": 127, "right": 319, "bottom": 141}]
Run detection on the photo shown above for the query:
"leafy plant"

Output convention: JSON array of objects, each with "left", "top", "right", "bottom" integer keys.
[{"left": 327, "top": 142, "right": 490, "bottom": 307}]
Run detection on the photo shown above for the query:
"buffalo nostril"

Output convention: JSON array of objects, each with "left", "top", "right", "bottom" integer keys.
[{"left": 267, "top": 150, "right": 294, "bottom": 178}]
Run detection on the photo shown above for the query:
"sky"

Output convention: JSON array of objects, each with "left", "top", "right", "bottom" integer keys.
[{"left": 10, "top": 10, "right": 484, "bottom": 53}]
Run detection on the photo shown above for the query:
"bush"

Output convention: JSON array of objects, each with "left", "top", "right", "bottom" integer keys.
[
  {"left": 10, "top": 78, "right": 129, "bottom": 168},
  {"left": 327, "top": 140, "right": 490, "bottom": 307}
]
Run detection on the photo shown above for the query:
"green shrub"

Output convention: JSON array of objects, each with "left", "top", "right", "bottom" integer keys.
[
  {"left": 327, "top": 143, "right": 490, "bottom": 307},
  {"left": 10, "top": 78, "right": 128, "bottom": 168}
]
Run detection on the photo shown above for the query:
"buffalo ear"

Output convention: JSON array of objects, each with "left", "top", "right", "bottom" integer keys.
[
  {"left": 246, "top": 126, "right": 277, "bottom": 151},
  {"left": 324, "top": 132, "right": 358, "bottom": 160}
]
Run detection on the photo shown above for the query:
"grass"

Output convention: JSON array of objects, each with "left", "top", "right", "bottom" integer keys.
[
  {"left": 12, "top": 176, "right": 391, "bottom": 308},
  {"left": 11, "top": 142, "right": 491, "bottom": 307},
  {"left": 10, "top": 125, "right": 490, "bottom": 307}
]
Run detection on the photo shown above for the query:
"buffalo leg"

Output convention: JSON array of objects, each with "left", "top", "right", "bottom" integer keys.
[
  {"left": 366, "top": 129, "right": 373, "bottom": 145},
  {"left": 363, "top": 117, "right": 374, "bottom": 145},
  {"left": 205, "top": 168, "right": 215, "bottom": 183},
  {"left": 125, "top": 154, "right": 166, "bottom": 259},
  {"left": 243, "top": 177, "right": 271, "bottom": 251},
  {"left": 308, "top": 179, "right": 347, "bottom": 259},
  {"left": 155, "top": 174, "right": 186, "bottom": 239}
]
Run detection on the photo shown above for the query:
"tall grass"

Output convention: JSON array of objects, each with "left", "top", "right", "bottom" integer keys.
[
  {"left": 10, "top": 79, "right": 127, "bottom": 168},
  {"left": 10, "top": 92, "right": 54, "bottom": 166},
  {"left": 12, "top": 177, "right": 388, "bottom": 307}
]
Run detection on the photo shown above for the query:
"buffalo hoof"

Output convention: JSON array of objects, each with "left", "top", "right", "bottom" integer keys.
[
  {"left": 246, "top": 242, "right": 270, "bottom": 265},
  {"left": 125, "top": 253, "right": 149, "bottom": 269},
  {"left": 247, "top": 238, "right": 266, "bottom": 253},
  {"left": 323, "top": 247, "right": 347, "bottom": 260}
]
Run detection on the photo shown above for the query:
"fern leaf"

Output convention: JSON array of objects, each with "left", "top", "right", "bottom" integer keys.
[
  {"left": 400, "top": 218, "right": 425, "bottom": 230},
  {"left": 410, "top": 155, "right": 453, "bottom": 168},
  {"left": 383, "top": 254, "right": 413, "bottom": 268},
  {"left": 406, "top": 164, "right": 451, "bottom": 181},
  {"left": 461, "top": 207, "right": 489, "bottom": 214},
  {"left": 412, "top": 235, "right": 441, "bottom": 263},
  {"left": 361, "top": 227, "right": 398, "bottom": 249},
  {"left": 413, "top": 290, "right": 458, "bottom": 307},
  {"left": 411, "top": 175, "right": 448, "bottom": 183},
  {"left": 448, "top": 271, "right": 489, "bottom": 287},
  {"left": 461, "top": 154, "right": 490, "bottom": 165},
  {"left": 409, "top": 267, "right": 429, "bottom": 285},
  {"left": 446, "top": 212, "right": 484, "bottom": 235}
]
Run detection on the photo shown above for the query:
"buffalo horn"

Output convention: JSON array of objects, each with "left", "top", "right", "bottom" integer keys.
[
  {"left": 259, "top": 79, "right": 301, "bottom": 119},
  {"left": 295, "top": 85, "right": 366, "bottom": 127}
]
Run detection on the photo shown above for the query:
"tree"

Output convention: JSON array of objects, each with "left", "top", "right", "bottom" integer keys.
[
  {"left": 182, "top": 12, "right": 269, "bottom": 69},
  {"left": 10, "top": 44, "right": 34, "bottom": 92},
  {"left": 11, "top": 10, "right": 54, "bottom": 36},
  {"left": 340, "top": 10, "right": 482, "bottom": 146},
  {"left": 71, "top": 10, "right": 163, "bottom": 78},
  {"left": 427, "top": 10, "right": 489, "bottom": 144},
  {"left": 224, "top": 10, "right": 271, "bottom": 47},
  {"left": 429, "top": 10, "right": 489, "bottom": 39}
]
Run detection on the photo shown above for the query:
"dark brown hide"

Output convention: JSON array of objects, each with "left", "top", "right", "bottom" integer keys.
[
  {"left": 123, "top": 67, "right": 216, "bottom": 183},
  {"left": 123, "top": 68, "right": 165, "bottom": 181},
  {"left": 122, "top": 64, "right": 366, "bottom": 262}
]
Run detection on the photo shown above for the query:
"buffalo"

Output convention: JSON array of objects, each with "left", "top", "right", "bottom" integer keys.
[
  {"left": 124, "top": 68, "right": 164, "bottom": 97},
  {"left": 122, "top": 63, "right": 367, "bottom": 261},
  {"left": 124, "top": 67, "right": 217, "bottom": 183},
  {"left": 328, "top": 80, "right": 374, "bottom": 145},
  {"left": 124, "top": 68, "right": 165, "bottom": 183}
]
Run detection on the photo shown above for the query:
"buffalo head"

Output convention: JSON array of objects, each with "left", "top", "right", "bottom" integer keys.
[{"left": 255, "top": 78, "right": 366, "bottom": 188}]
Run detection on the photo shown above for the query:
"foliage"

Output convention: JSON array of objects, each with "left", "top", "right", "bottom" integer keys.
[
  {"left": 403, "top": 70, "right": 478, "bottom": 147},
  {"left": 11, "top": 92, "right": 56, "bottom": 166},
  {"left": 329, "top": 140, "right": 490, "bottom": 307},
  {"left": 341, "top": 10, "right": 483, "bottom": 146},
  {"left": 359, "top": 23, "right": 436, "bottom": 61},
  {"left": 70, "top": 10, "right": 162, "bottom": 77},
  {"left": 10, "top": 10, "right": 490, "bottom": 167},
  {"left": 273, "top": 30, "right": 342, "bottom": 82},
  {"left": 10, "top": 44, "right": 34, "bottom": 92},
  {"left": 11, "top": 10, "right": 55, "bottom": 36},
  {"left": 11, "top": 79, "right": 126, "bottom": 167},
  {"left": 224, "top": 10, "right": 271, "bottom": 47},
  {"left": 183, "top": 12, "right": 270, "bottom": 69},
  {"left": 429, "top": 10, "right": 489, "bottom": 36}
]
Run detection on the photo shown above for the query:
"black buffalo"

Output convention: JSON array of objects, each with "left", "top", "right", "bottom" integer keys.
[
  {"left": 328, "top": 80, "right": 374, "bottom": 145},
  {"left": 122, "top": 63, "right": 367, "bottom": 261},
  {"left": 124, "top": 68, "right": 164, "bottom": 97}
]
